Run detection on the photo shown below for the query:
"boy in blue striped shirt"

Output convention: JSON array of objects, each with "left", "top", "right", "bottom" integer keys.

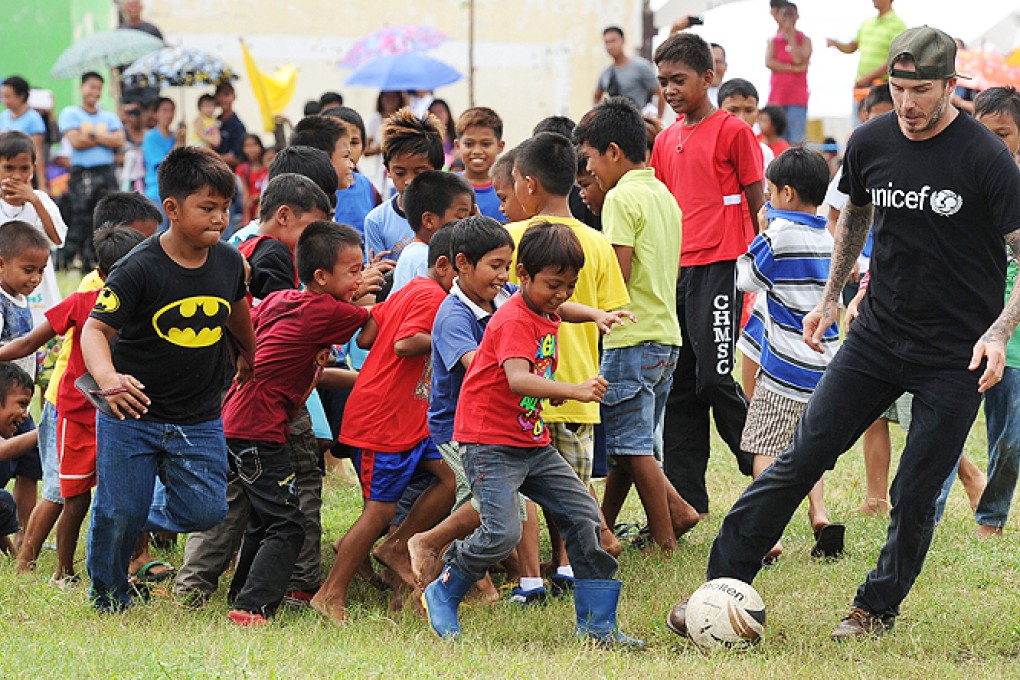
[{"left": 736, "top": 147, "right": 844, "bottom": 561}]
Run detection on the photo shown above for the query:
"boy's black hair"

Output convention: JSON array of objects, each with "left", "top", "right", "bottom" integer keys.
[
  {"left": 303, "top": 99, "right": 321, "bottom": 116},
  {"left": 381, "top": 109, "right": 445, "bottom": 169},
  {"left": 325, "top": 106, "right": 367, "bottom": 143},
  {"left": 533, "top": 116, "right": 576, "bottom": 138},
  {"left": 289, "top": 115, "right": 348, "bottom": 155},
  {"left": 0, "top": 362, "right": 34, "bottom": 403},
  {"left": 576, "top": 146, "right": 591, "bottom": 175},
  {"left": 402, "top": 171, "right": 475, "bottom": 232},
  {"left": 765, "top": 146, "right": 829, "bottom": 207},
  {"left": 653, "top": 32, "right": 713, "bottom": 74},
  {"left": 268, "top": 145, "right": 339, "bottom": 203},
  {"left": 319, "top": 91, "right": 344, "bottom": 109},
  {"left": 455, "top": 106, "right": 504, "bottom": 140},
  {"left": 644, "top": 116, "right": 663, "bottom": 156},
  {"left": 449, "top": 215, "right": 514, "bottom": 269},
  {"left": 491, "top": 147, "right": 517, "bottom": 184},
  {"left": 296, "top": 220, "right": 362, "bottom": 285},
  {"left": 0, "top": 131, "right": 35, "bottom": 162},
  {"left": 572, "top": 97, "right": 646, "bottom": 165},
  {"left": 0, "top": 220, "right": 50, "bottom": 259},
  {"left": 197, "top": 93, "right": 215, "bottom": 108},
  {"left": 517, "top": 221, "right": 585, "bottom": 278},
  {"left": 975, "top": 86, "right": 1020, "bottom": 131},
  {"left": 2, "top": 77, "right": 30, "bottom": 102},
  {"left": 603, "top": 25, "right": 624, "bottom": 39},
  {"left": 214, "top": 82, "right": 235, "bottom": 97},
  {"left": 760, "top": 105, "right": 788, "bottom": 137},
  {"left": 258, "top": 173, "right": 333, "bottom": 223},
  {"left": 93, "top": 224, "right": 145, "bottom": 277},
  {"left": 717, "top": 78, "right": 760, "bottom": 105},
  {"left": 81, "top": 71, "right": 103, "bottom": 85},
  {"left": 93, "top": 192, "right": 162, "bottom": 230},
  {"left": 157, "top": 146, "right": 235, "bottom": 203},
  {"left": 863, "top": 83, "right": 893, "bottom": 113},
  {"left": 515, "top": 132, "right": 577, "bottom": 197},
  {"left": 770, "top": 0, "right": 790, "bottom": 8},
  {"left": 427, "top": 223, "right": 455, "bottom": 268}
]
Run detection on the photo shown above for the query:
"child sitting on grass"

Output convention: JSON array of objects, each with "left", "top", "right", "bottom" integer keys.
[
  {"left": 80, "top": 146, "right": 256, "bottom": 613},
  {"left": 0, "top": 363, "right": 38, "bottom": 556},
  {"left": 219, "top": 221, "right": 370, "bottom": 626},
  {"left": 423, "top": 222, "right": 643, "bottom": 648},
  {"left": 0, "top": 225, "right": 143, "bottom": 585},
  {"left": 312, "top": 228, "right": 458, "bottom": 623}
]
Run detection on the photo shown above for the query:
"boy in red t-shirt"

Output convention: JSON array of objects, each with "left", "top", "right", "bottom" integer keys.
[
  {"left": 650, "top": 32, "right": 765, "bottom": 515},
  {"left": 311, "top": 227, "right": 458, "bottom": 624},
  {"left": 0, "top": 225, "right": 144, "bottom": 582},
  {"left": 422, "top": 223, "right": 643, "bottom": 648},
  {"left": 219, "top": 221, "right": 370, "bottom": 626}
]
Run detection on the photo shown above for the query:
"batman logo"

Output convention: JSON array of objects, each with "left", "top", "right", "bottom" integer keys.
[
  {"left": 93, "top": 287, "right": 121, "bottom": 314},
  {"left": 152, "top": 296, "right": 231, "bottom": 348}
]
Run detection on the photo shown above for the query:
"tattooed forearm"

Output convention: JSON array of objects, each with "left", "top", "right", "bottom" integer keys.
[
  {"left": 983, "top": 227, "right": 1020, "bottom": 344},
  {"left": 823, "top": 202, "right": 874, "bottom": 304}
]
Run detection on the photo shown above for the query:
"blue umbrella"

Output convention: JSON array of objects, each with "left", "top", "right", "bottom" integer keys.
[{"left": 344, "top": 52, "right": 461, "bottom": 91}]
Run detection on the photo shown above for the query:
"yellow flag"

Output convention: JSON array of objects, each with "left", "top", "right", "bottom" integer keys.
[{"left": 240, "top": 40, "right": 297, "bottom": 133}]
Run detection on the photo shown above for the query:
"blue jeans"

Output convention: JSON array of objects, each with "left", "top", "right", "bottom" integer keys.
[
  {"left": 707, "top": 331, "right": 982, "bottom": 617},
  {"left": 601, "top": 343, "right": 679, "bottom": 457},
  {"left": 39, "top": 401, "right": 63, "bottom": 504},
  {"left": 445, "top": 443, "right": 618, "bottom": 582},
  {"left": 976, "top": 367, "right": 1020, "bottom": 527},
  {"left": 87, "top": 414, "right": 229, "bottom": 612},
  {"left": 781, "top": 104, "right": 807, "bottom": 143}
]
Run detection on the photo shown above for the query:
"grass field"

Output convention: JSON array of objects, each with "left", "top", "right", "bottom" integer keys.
[{"left": 3, "top": 414, "right": 1020, "bottom": 680}]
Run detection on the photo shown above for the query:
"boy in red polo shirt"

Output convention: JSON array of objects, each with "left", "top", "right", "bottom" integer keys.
[
  {"left": 650, "top": 31, "right": 765, "bottom": 516},
  {"left": 422, "top": 222, "right": 642, "bottom": 648},
  {"left": 312, "top": 227, "right": 458, "bottom": 624}
]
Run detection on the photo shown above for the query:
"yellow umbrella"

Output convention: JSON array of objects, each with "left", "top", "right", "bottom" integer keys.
[
  {"left": 1008, "top": 47, "right": 1020, "bottom": 66},
  {"left": 240, "top": 40, "right": 297, "bottom": 133}
]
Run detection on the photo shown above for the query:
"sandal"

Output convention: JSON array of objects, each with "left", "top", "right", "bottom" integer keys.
[{"left": 132, "top": 560, "right": 175, "bottom": 584}]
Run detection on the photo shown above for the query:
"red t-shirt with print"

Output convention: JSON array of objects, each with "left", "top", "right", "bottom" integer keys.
[
  {"left": 454, "top": 292, "right": 560, "bottom": 448},
  {"left": 45, "top": 289, "right": 100, "bottom": 424},
  {"left": 340, "top": 276, "right": 448, "bottom": 452},
  {"left": 650, "top": 109, "right": 763, "bottom": 266}
]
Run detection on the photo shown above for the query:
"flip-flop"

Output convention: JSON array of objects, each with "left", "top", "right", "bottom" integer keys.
[
  {"left": 133, "top": 560, "right": 176, "bottom": 583},
  {"left": 811, "top": 523, "right": 846, "bottom": 559}
]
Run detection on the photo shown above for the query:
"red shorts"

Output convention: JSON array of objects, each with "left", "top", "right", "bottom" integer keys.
[{"left": 57, "top": 415, "right": 97, "bottom": 497}]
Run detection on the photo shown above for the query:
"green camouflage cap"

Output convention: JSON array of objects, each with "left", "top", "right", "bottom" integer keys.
[{"left": 888, "top": 26, "right": 964, "bottom": 80}]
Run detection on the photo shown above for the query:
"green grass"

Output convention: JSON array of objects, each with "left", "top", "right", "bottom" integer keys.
[{"left": 3, "top": 416, "right": 1020, "bottom": 679}]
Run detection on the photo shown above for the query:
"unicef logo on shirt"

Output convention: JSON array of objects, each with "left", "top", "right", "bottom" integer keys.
[{"left": 930, "top": 189, "right": 963, "bottom": 217}]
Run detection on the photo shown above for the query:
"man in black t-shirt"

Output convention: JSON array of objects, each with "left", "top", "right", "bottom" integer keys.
[
  {"left": 668, "top": 27, "right": 1020, "bottom": 641},
  {"left": 80, "top": 147, "right": 256, "bottom": 613}
]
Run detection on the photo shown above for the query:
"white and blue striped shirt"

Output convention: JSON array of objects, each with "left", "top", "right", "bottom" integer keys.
[{"left": 737, "top": 207, "right": 838, "bottom": 402}]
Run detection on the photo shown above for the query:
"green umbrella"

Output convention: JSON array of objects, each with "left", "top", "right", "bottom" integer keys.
[{"left": 50, "top": 29, "right": 165, "bottom": 79}]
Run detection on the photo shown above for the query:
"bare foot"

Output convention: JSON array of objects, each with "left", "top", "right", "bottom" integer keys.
[
  {"left": 976, "top": 524, "right": 1004, "bottom": 539},
  {"left": 672, "top": 506, "right": 700, "bottom": 538},
  {"left": 600, "top": 528, "right": 622, "bottom": 558},
  {"left": 310, "top": 592, "right": 350, "bottom": 624},
  {"left": 373, "top": 539, "right": 417, "bottom": 590},
  {"left": 407, "top": 533, "right": 440, "bottom": 586},
  {"left": 465, "top": 574, "right": 499, "bottom": 605},
  {"left": 389, "top": 582, "right": 408, "bottom": 613},
  {"left": 962, "top": 472, "right": 987, "bottom": 512},
  {"left": 858, "top": 497, "right": 890, "bottom": 516}
]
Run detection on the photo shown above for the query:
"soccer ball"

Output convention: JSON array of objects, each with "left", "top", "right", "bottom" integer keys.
[{"left": 685, "top": 578, "right": 766, "bottom": 648}]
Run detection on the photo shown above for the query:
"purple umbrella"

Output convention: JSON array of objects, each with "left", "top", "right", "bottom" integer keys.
[{"left": 339, "top": 25, "right": 447, "bottom": 70}]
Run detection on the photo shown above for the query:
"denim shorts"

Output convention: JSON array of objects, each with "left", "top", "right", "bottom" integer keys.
[
  {"left": 600, "top": 342, "right": 680, "bottom": 456},
  {"left": 354, "top": 437, "right": 441, "bottom": 503},
  {"left": 38, "top": 401, "right": 63, "bottom": 504}
]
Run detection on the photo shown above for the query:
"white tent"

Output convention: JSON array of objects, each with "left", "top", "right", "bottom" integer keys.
[{"left": 652, "top": 0, "right": 1020, "bottom": 124}]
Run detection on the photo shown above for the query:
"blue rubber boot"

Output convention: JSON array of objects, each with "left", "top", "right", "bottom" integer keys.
[
  {"left": 573, "top": 579, "right": 646, "bottom": 650},
  {"left": 422, "top": 564, "right": 475, "bottom": 639}
]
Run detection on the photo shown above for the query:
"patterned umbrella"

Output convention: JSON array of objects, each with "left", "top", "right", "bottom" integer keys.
[
  {"left": 957, "top": 49, "right": 1020, "bottom": 90},
  {"left": 344, "top": 52, "right": 461, "bottom": 91},
  {"left": 50, "top": 29, "right": 165, "bottom": 79},
  {"left": 121, "top": 46, "right": 238, "bottom": 89},
  {"left": 339, "top": 25, "right": 447, "bottom": 69}
]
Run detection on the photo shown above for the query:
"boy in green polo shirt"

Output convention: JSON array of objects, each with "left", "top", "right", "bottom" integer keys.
[{"left": 574, "top": 96, "right": 699, "bottom": 552}]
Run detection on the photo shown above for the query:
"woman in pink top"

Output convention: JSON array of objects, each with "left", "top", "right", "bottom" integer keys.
[{"left": 766, "top": 2, "right": 811, "bottom": 143}]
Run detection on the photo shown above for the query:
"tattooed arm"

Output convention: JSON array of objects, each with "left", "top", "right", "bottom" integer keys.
[
  {"left": 802, "top": 201, "right": 874, "bottom": 353},
  {"left": 970, "top": 227, "right": 1020, "bottom": 392}
]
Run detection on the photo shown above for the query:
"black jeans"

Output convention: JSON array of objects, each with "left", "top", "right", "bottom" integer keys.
[
  {"left": 663, "top": 261, "right": 753, "bottom": 513},
  {"left": 62, "top": 165, "right": 117, "bottom": 269},
  {"left": 707, "top": 330, "right": 983, "bottom": 617},
  {"left": 226, "top": 439, "right": 305, "bottom": 617}
]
